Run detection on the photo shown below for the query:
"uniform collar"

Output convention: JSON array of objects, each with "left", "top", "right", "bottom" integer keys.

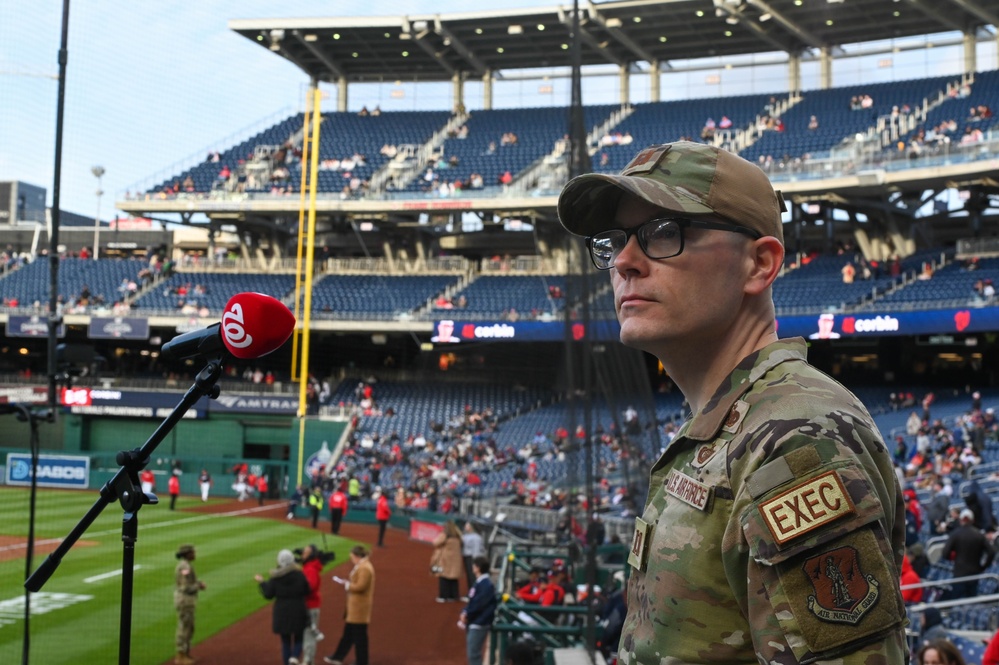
[{"left": 684, "top": 337, "right": 807, "bottom": 442}]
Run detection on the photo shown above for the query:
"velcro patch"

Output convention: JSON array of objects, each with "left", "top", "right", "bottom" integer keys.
[
  {"left": 758, "top": 471, "right": 855, "bottom": 546},
  {"left": 802, "top": 546, "right": 880, "bottom": 624},
  {"left": 622, "top": 144, "right": 670, "bottom": 175},
  {"left": 664, "top": 469, "right": 711, "bottom": 511},
  {"left": 627, "top": 517, "right": 652, "bottom": 572}
]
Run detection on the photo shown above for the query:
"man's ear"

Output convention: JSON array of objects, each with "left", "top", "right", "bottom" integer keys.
[{"left": 745, "top": 236, "right": 784, "bottom": 296}]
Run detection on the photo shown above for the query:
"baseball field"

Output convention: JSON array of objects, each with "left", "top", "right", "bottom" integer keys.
[{"left": 0, "top": 486, "right": 359, "bottom": 665}]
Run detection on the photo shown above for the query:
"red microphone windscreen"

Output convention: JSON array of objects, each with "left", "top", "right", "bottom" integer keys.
[{"left": 221, "top": 293, "right": 296, "bottom": 359}]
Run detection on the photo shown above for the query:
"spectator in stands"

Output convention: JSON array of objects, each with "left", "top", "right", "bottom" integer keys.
[
  {"left": 915, "top": 609, "right": 949, "bottom": 653},
  {"left": 926, "top": 481, "right": 951, "bottom": 534},
  {"left": 700, "top": 117, "right": 715, "bottom": 140},
  {"left": 718, "top": 115, "right": 732, "bottom": 130},
  {"left": 904, "top": 488, "right": 924, "bottom": 547},
  {"left": 358, "top": 106, "right": 369, "bottom": 117},
  {"left": 557, "top": 140, "right": 906, "bottom": 663},
  {"left": 498, "top": 170, "right": 513, "bottom": 186},
  {"left": 841, "top": 261, "right": 856, "bottom": 283},
  {"left": 916, "top": 639, "right": 967, "bottom": 665},
  {"left": 962, "top": 480, "right": 996, "bottom": 532},
  {"left": 941, "top": 508, "right": 994, "bottom": 599},
  {"left": 807, "top": 115, "right": 819, "bottom": 130},
  {"left": 900, "top": 553, "right": 923, "bottom": 604},
  {"left": 982, "top": 627, "right": 999, "bottom": 665},
  {"left": 515, "top": 567, "right": 545, "bottom": 602}
]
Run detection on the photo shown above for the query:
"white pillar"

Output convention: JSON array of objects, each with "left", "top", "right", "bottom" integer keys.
[
  {"left": 649, "top": 60, "right": 660, "bottom": 102},
  {"left": 482, "top": 70, "right": 493, "bottom": 110}
]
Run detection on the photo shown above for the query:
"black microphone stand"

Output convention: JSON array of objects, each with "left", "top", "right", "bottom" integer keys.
[{"left": 25, "top": 357, "right": 225, "bottom": 665}]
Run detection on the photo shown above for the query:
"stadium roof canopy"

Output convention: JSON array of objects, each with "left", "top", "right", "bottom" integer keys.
[{"left": 229, "top": 0, "right": 998, "bottom": 84}]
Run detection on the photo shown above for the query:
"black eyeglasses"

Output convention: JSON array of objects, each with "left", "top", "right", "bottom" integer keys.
[{"left": 586, "top": 217, "right": 762, "bottom": 270}]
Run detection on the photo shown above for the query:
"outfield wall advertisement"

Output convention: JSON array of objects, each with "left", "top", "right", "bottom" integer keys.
[
  {"left": 5, "top": 453, "right": 90, "bottom": 488},
  {"left": 434, "top": 306, "right": 999, "bottom": 343}
]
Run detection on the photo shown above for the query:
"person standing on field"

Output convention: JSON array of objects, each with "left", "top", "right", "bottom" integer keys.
[
  {"left": 374, "top": 489, "right": 391, "bottom": 547},
  {"left": 323, "top": 545, "right": 375, "bottom": 665},
  {"left": 199, "top": 468, "right": 212, "bottom": 502},
  {"left": 169, "top": 473, "right": 180, "bottom": 510},
  {"left": 174, "top": 544, "right": 206, "bottom": 665},
  {"left": 329, "top": 486, "right": 348, "bottom": 535}
]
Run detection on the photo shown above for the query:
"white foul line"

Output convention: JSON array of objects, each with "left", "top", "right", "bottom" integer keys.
[{"left": 84, "top": 565, "right": 143, "bottom": 584}]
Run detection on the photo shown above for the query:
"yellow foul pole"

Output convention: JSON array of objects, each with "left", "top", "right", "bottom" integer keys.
[{"left": 295, "top": 84, "right": 322, "bottom": 486}]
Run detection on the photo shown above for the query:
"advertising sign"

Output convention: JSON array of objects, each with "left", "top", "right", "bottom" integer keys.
[{"left": 6, "top": 453, "right": 90, "bottom": 489}]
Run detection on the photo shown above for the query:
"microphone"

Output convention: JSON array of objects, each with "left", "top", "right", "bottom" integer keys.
[{"left": 161, "top": 292, "right": 296, "bottom": 360}]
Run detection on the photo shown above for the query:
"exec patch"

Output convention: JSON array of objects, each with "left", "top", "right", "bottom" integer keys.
[
  {"left": 759, "top": 470, "right": 855, "bottom": 545},
  {"left": 802, "top": 546, "right": 879, "bottom": 624}
]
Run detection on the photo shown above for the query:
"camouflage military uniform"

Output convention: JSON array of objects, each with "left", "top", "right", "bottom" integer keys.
[
  {"left": 620, "top": 338, "right": 907, "bottom": 664},
  {"left": 174, "top": 549, "right": 201, "bottom": 659}
]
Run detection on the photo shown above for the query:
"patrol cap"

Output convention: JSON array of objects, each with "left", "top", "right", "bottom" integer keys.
[
  {"left": 960, "top": 508, "right": 975, "bottom": 521},
  {"left": 176, "top": 543, "right": 195, "bottom": 557},
  {"left": 558, "top": 141, "right": 786, "bottom": 244}
]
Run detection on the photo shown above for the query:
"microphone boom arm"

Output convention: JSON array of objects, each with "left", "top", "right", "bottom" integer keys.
[{"left": 24, "top": 359, "right": 225, "bottom": 665}]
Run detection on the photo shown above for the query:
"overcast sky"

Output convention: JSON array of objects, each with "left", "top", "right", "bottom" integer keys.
[
  {"left": 0, "top": 1, "right": 565, "bottom": 219},
  {"left": 0, "top": 1, "right": 987, "bottom": 220}
]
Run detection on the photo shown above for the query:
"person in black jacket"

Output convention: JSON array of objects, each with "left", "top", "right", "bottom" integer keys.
[
  {"left": 459, "top": 556, "right": 497, "bottom": 665},
  {"left": 256, "top": 549, "right": 311, "bottom": 665},
  {"left": 942, "top": 508, "right": 996, "bottom": 600}
]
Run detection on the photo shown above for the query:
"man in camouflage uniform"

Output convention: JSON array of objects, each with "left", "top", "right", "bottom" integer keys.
[
  {"left": 558, "top": 141, "right": 907, "bottom": 663},
  {"left": 174, "top": 543, "right": 206, "bottom": 665}
]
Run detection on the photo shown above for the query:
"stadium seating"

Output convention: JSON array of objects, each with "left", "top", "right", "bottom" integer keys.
[{"left": 0, "top": 257, "right": 148, "bottom": 307}]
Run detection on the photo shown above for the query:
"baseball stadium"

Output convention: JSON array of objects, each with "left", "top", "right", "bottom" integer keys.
[{"left": 1, "top": 0, "right": 998, "bottom": 663}]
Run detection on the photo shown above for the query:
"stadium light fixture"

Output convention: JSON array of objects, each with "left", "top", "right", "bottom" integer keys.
[
  {"left": 91, "top": 165, "right": 104, "bottom": 260},
  {"left": 605, "top": 17, "right": 623, "bottom": 28},
  {"left": 508, "top": 24, "right": 523, "bottom": 35}
]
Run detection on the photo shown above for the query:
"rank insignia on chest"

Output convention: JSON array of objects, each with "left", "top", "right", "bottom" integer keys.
[
  {"left": 691, "top": 444, "right": 718, "bottom": 468},
  {"left": 627, "top": 517, "right": 652, "bottom": 572},
  {"left": 803, "top": 545, "right": 880, "bottom": 624}
]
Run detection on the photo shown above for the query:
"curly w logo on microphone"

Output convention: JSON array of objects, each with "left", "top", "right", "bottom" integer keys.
[{"left": 222, "top": 302, "right": 253, "bottom": 349}]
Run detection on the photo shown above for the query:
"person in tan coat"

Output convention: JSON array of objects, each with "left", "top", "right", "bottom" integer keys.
[
  {"left": 323, "top": 545, "right": 374, "bottom": 665},
  {"left": 432, "top": 520, "right": 464, "bottom": 602}
]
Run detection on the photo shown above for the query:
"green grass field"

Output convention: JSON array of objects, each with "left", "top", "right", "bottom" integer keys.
[{"left": 0, "top": 487, "right": 358, "bottom": 665}]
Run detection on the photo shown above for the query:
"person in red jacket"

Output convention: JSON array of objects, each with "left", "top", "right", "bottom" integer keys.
[
  {"left": 900, "top": 553, "right": 923, "bottom": 604},
  {"left": 256, "top": 475, "right": 268, "bottom": 506},
  {"left": 168, "top": 473, "right": 180, "bottom": 511},
  {"left": 374, "top": 489, "right": 391, "bottom": 547},
  {"left": 983, "top": 627, "right": 999, "bottom": 665},
  {"left": 300, "top": 544, "right": 326, "bottom": 665},
  {"left": 329, "top": 488, "right": 349, "bottom": 535},
  {"left": 514, "top": 567, "right": 545, "bottom": 603}
]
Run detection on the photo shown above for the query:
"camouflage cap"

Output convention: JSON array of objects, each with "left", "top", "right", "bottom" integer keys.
[{"left": 557, "top": 141, "right": 786, "bottom": 244}]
